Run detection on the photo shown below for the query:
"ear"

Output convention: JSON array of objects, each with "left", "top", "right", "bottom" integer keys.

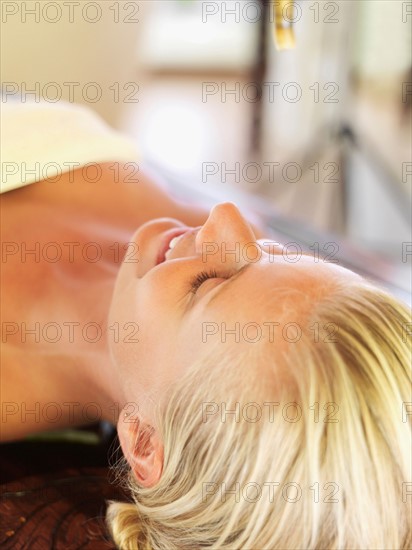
[{"left": 117, "top": 410, "right": 164, "bottom": 488}]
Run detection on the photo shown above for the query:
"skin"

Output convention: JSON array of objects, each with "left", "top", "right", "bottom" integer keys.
[
  {"left": 0, "top": 164, "right": 362, "bottom": 488},
  {"left": 110, "top": 202, "right": 362, "bottom": 486},
  {"left": 1, "top": 162, "right": 213, "bottom": 443},
  {"left": 111, "top": 202, "right": 361, "bottom": 402}
]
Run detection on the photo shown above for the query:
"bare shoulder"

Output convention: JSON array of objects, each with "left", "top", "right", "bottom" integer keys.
[
  {"left": 1, "top": 162, "right": 210, "bottom": 232},
  {"left": 0, "top": 344, "right": 97, "bottom": 443},
  {"left": 0, "top": 344, "right": 41, "bottom": 442}
]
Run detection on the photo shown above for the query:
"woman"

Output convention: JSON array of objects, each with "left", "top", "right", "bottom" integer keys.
[{"left": 1, "top": 101, "right": 411, "bottom": 549}]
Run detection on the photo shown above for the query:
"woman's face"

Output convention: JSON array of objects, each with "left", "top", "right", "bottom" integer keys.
[{"left": 109, "top": 202, "right": 361, "bottom": 411}]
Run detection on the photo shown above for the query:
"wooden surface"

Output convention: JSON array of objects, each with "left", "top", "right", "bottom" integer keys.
[{"left": 0, "top": 428, "right": 129, "bottom": 549}]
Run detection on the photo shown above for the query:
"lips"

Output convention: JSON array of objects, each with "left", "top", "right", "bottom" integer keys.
[{"left": 156, "top": 227, "right": 191, "bottom": 265}]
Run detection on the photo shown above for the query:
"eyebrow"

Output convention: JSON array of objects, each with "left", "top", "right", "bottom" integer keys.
[{"left": 205, "top": 263, "right": 253, "bottom": 307}]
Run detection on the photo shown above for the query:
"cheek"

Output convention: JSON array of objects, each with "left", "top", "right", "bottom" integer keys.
[
  {"left": 109, "top": 258, "right": 201, "bottom": 376},
  {"left": 107, "top": 276, "right": 173, "bottom": 380}
]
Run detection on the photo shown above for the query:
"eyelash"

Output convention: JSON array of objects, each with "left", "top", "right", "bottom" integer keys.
[{"left": 190, "top": 269, "right": 224, "bottom": 294}]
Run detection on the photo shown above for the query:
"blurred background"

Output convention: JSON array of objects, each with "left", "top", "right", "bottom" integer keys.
[{"left": 2, "top": 0, "right": 411, "bottom": 302}]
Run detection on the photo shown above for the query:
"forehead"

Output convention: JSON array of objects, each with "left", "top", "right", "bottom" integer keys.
[
  {"left": 191, "top": 256, "right": 362, "bottom": 344},
  {"left": 182, "top": 256, "right": 362, "bottom": 370},
  {"left": 213, "top": 254, "right": 359, "bottom": 305}
]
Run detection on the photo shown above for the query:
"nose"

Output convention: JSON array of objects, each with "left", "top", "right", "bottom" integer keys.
[{"left": 195, "top": 202, "right": 257, "bottom": 267}]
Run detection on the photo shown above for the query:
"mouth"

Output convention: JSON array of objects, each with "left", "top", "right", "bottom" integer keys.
[{"left": 156, "top": 227, "right": 191, "bottom": 265}]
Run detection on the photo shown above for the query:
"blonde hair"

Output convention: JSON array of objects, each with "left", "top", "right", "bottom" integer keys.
[{"left": 106, "top": 280, "right": 412, "bottom": 549}]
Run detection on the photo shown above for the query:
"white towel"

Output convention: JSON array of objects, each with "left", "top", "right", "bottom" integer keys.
[{"left": 0, "top": 100, "right": 139, "bottom": 193}]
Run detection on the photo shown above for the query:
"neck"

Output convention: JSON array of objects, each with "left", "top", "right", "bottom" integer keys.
[
  {"left": 68, "top": 277, "right": 128, "bottom": 427},
  {"left": 74, "top": 349, "right": 126, "bottom": 426}
]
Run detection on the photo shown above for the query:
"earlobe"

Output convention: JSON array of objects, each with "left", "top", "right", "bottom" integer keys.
[{"left": 117, "top": 412, "right": 164, "bottom": 488}]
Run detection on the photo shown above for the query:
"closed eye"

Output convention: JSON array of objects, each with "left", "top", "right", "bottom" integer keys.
[
  {"left": 189, "top": 269, "right": 228, "bottom": 294},
  {"left": 189, "top": 264, "right": 252, "bottom": 302},
  {"left": 202, "top": 263, "right": 253, "bottom": 305}
]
